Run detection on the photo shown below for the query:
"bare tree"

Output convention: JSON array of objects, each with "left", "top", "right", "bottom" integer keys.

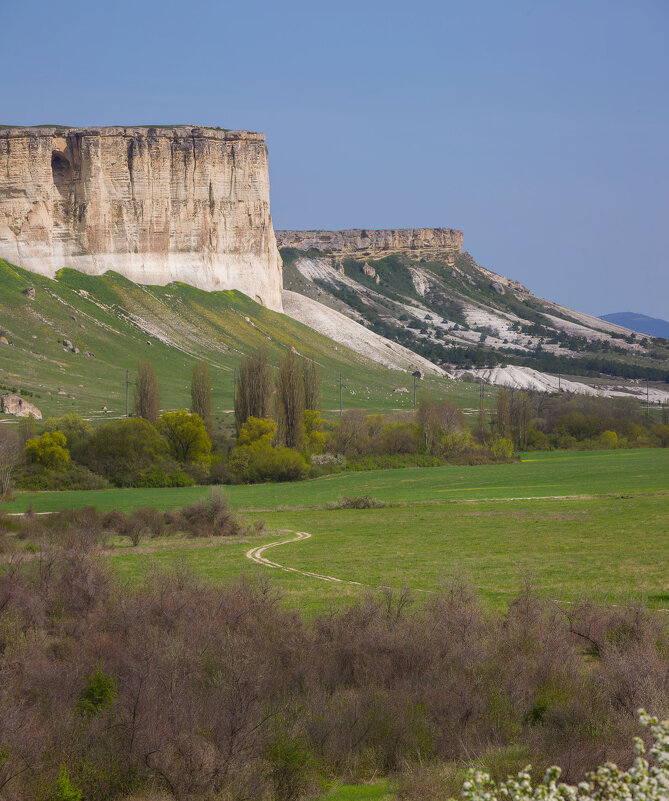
[
  {"left": 235, "top": 349, "right": 273, "bottom": 432},
  {"left": 276, "top": 349, "right": 304, "bottom": 450},
  {"left": 495, "top": 387, "right": 511, "bottom": 439},
  {"left": 510, "top": 391, "right": 531, "bottom": 449},
  {"left": 0, "top": 426, "right": 20, "bottom": 498},
  {"left": 303, "top": 358, "right": 321, "bottom": 411},
  {"left": 191, "top": 361, "right": 213, "bottom": 432},
  {"left": 134, "top": 360, "right": 160, "bottom": 424}
]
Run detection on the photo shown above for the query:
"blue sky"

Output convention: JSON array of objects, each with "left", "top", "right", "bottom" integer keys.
[{"left": 3, "top": 0, "right": 668, "bottom": 319}]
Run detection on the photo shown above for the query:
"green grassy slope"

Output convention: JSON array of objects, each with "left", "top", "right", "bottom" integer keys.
[{"left": 0, "top": 259, "right": 476, "bottom": 421}]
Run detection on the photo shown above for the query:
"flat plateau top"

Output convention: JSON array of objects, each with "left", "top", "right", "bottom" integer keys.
[{"left": 0, "top": 125, "right": 264, "bottom": 141}]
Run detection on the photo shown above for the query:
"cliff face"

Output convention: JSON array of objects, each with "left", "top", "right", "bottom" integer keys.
[
  {"left": 0, "top": 126, "right": 282, "bottom": 310},
  {"left": 275, "top": 228, "right": 463, "bottom": 259}
]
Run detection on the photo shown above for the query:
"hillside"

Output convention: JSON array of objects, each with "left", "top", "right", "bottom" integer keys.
[
  {"left": 600, "top": 312, "right": 669, "bottom": 339},
  {"left": 0, "top": 259, "right": 474, "bottom": 422},
  {"left": 279, "top": 238, "right": 669, "bottom": 402}
]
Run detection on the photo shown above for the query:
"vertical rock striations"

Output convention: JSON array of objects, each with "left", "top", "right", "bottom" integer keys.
[{"left": 0, "top": 126, "right": 282, "bottom": 310}]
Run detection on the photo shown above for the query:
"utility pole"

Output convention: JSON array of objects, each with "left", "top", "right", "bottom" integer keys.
[
  {"left": 413, "top": 373, "right": 417, "bottom": 408},
  {"left": 339, "top": 373, "right": 342, "bottom": 416},
  {"left": 646, "top": 380, "right": 650, "bottom": 418},
  {"left": 233, "top": 368, "right": 237, "bottom": 410},
  {"left": 125, "top": 370, "right": 129, "bottom": 417}
]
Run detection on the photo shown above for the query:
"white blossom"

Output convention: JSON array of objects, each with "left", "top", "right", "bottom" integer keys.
[{"left": 460, "top": 711, "right": 669, "bottom": 801}]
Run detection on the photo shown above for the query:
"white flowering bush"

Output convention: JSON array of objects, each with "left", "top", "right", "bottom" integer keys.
[{"left": 461, "top": 711, "right": 669, "bottom": 801}]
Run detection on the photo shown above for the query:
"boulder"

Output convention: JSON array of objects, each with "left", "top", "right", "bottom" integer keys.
[
  {"left": 23, "top": 287, "right": 35, "bottom": 299},
  {"left": 362, "top": 262, "right": 377, "bottom": 279},
  {"left": 490, "top": 281, "right": 505, "bottom": 295},
  {"left": 1, "top": 394, "right": 42, "bottom": 420},
  {"left": 62, "top": 339, "right": 73, "bottom": 349}
]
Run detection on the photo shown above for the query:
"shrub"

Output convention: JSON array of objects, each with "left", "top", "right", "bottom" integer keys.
[
  {"left": 169, "top": 490, "right": 246, "bottom": 537},
  {"left": 75, "top": 663, "right": 117, "bottom": 718},
  {"left": 25, "top": 430, "right": 70, "bottom": 470},
  {"left": 230, "top": 441, "right": 308, "bottom": 483},
  {"left": 459, "top": 711, "right": 668, "bottom": 801},
  {"left": 14, "top": 463, "right": 108, "bottom": 491},
  {"left": 50, "top": 767, "right": 82, "bottom": 801},
  {"left": 325, "top": 495, "right": 387, "bottom": 509}
]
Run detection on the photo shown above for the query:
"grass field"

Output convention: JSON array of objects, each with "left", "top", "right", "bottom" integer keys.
[{"left": 6, "top": 449, "right": 668, "bottom": 614}]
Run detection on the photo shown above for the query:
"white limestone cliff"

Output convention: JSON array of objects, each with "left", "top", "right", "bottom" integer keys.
[{"left": 0, "top": 126, "right": 283, "bottom": 310}]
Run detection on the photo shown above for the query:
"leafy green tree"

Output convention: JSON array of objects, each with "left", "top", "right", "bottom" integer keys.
[
  {"left": 134, "top": 359, "right": 160, "bottom": 424},
  {"left": 88, "top": 418, "right": 168, "bottom": 485},
  {"left": 25, "top": 431, "right": 70, "bottom": 470},
  {"left": 191, "top": 361, "right": 213, "bottom": 432},
  {"left": 43, "top": 414, "right": 92, "bottom": 460},
  {"left": 157, "top": 410, "right": 212, "bottom": 463}
]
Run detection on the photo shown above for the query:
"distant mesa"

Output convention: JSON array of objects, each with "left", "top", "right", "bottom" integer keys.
[
  {"left": 276, "top": 228, "right": 463, "bottom": 259},
  {"left": 0, "top": 126, "right": 283, "bottom": 311},
  {"left": 599, "top": 312, "right": 669, "bottom": 339}
]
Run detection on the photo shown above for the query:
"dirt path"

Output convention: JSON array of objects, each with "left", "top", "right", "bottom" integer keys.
[
  {"left": 246, "top": 530, "right": 669, "bottom": 611},
  {"left": 246, "top": 530, "right": 363, "bottom": 586}
]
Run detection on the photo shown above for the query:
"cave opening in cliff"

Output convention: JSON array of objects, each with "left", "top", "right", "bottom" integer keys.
[{"left": 51, "top": 152, "right": 73, "bottom": 196}]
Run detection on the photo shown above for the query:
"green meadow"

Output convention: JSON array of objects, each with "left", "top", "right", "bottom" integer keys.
[{"left": 6, "top": 449, "right": 668, "bottom": 613}]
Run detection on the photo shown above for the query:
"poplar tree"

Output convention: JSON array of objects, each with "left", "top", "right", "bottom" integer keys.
[
  {"left": 234, "top": 349, "right": 273, "bottom": 432},
  {"left": 134, "top": 359, "right": 160, "bottom": 424},
  {"left": 276, "top": 349, "right": 304, "bottom": 450},
  {"left": 191, "top": 361, "right": 213, "bottom": 432},
  {"left": 303, "top": 358, "right": 321, "bottom": 411}
]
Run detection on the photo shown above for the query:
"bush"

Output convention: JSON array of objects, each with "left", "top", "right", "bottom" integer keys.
[
  {"left": 229, "top": 441, "right": 308, "bottom": 483},
  {"left": 133, "top": 467, "right": 195, "bottom": 488},
  {"left": 325, "top": 495, "right": 387, "bottom": 509},
  {"left": 14, "top": 463, "right": 108, "bottom": 491},
  {"left": 25, "top": 430, "right": 70, "bottom": 470},
  {"left": 168, "top": 490, "right": 247, "bottom": 537}
]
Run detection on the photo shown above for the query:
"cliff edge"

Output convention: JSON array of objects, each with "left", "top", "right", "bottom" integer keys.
[
  {"left": 276, "top": 228, "right": 463, "bottom": 260},
  {"left": 0, "top": 126, "right": 282, "bottom": 310}
]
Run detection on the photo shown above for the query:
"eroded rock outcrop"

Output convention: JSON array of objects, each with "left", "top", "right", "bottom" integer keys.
[
  {"left": 0, "top": 126, "right": 282, "bottom": 310},
  {"left": 1, "top": 394, "right": 42, "bottom": 419},
  {"left": 276, "top": 228, "right": 463, "bottom": 259}
]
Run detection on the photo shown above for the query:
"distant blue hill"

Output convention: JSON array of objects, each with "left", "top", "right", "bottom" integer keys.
[{"left": 600, "top": 312, "right": 669, "bottom": 338}]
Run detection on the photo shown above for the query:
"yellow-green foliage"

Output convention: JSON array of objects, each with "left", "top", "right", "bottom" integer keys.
[
  {"left": 231, "top": 418, "right": 308, "bottom": 483},
  {"left": 157, "top": 410, "right": 212, "bottom": 464},
  {"left": 25, "top": 431, "right": 70, "bottom": 470},
  {"left": 303, "top": 410, "right": 326, "bottom": 453},
  {"left": 237, "top": 416, "right": 277, "bottom": 446}
]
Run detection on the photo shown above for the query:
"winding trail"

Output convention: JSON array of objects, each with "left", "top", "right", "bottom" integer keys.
[
  {"left": 246, "top": 530, "right": 363, "bottom": 586},
  {"left": 246, "top": 530, "right": 669, "bottom": 612}
]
